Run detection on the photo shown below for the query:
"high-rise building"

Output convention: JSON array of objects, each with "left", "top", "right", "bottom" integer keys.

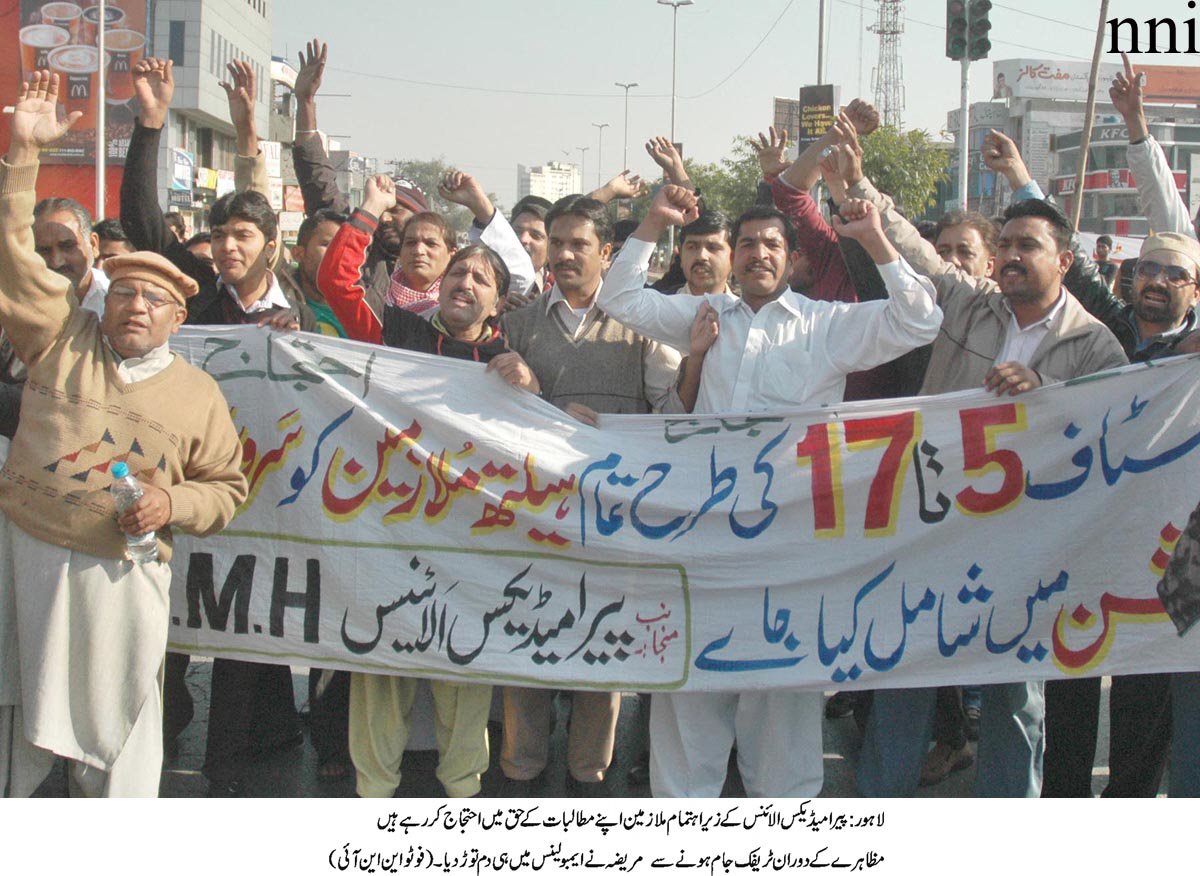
[
  {"left": 150, "top": 0, "right": 273, "bottom": 228},
  {"left": 517, "top": 162, "right": 582, "bottom": 203}
]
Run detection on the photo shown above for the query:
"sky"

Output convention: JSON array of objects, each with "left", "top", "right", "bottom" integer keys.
[{"left": 273, "top": 0, "right": 1200, "bottom": 207}]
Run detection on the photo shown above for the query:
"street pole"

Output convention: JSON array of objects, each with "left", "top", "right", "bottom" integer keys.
[
  {"left": 658, "top": 0, "right": 694, "bottom": 259},
  {"left": 1072, "top": 0, "right": 1112, "bottom": 231},
  {"left": 958, "top": 54, "right": 969, "bottom": 210},
  {"left": 577, "top": 146, "right": 589, "bottom": 191},
  {"left": 615, "top": 82, "right": 638, "bottom": 169},
  {"left": 95, "top": 0, "right": 106, "bottom": 218},
  {"left": 818, "top": 0, "right": 826, "bottom": 85},
  {"left": 592, "top": 123, "right": 609, "bottom": 187}
]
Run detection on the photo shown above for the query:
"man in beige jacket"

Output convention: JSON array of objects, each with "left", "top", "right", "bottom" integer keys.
[{"left": 820, "top": 134, "right": 1127, "bottom": 797}]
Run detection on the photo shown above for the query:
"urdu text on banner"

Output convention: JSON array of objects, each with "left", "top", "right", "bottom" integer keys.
[{"left": 165, "top": 327, "right": 1200, "bottom": 692}]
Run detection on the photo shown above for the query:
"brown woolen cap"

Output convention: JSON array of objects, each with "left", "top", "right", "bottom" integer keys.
[{"left": 103, "top": 252, "right": 200, "bottom": 306}]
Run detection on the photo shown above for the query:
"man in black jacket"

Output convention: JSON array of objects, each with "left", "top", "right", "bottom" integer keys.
[
  {"left": 122, "top": 56, "right": 305, "bottom": 794},
  {"left": 121, "top": 58, "right": 305, "bottom": 330}
]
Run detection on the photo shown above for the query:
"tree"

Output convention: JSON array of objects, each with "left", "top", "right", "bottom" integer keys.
[
  {"left": 389, "top": 157, "right": 504, "bottom": 236},
  {"left": 681, "top": 137, "right": 763, "bottom": 220},
  {"left": 859, "top": 126, "right": 950, "bottom": 216}
]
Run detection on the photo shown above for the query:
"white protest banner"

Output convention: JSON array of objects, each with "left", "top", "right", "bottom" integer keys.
[{"left": 168, "top": 327, "right": 1200, "bottom": 692}]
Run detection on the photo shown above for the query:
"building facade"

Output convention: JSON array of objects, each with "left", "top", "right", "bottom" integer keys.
[
  {"left": 943, "top": 58, "right": 1200, "bottom": 231},
  {"left": 517, "top": 161, "right": 582, "bottom": 203},
  {"left": 150, "top": 0, "right": 273, "bottom": 232}
]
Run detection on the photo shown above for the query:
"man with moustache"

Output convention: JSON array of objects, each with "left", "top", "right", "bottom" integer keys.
[
  {"left": 599, "top": 185, "right": 944, "bottom": 798},
  {"left": 1110, "top": 48, "right": 1200, "bottom": 799},
  {"left": 0, "top": 73, "right": 247, "bottom": 797},
  {"left": 828, "top": 139, "right": 1127, "bottom": 798},
  {"left": 1039, "top": 230, "right": 1200, "bottom": 798},
  {"left": 668, "top": 211, "right": 734, "bottom": 297},
  {"left": 499, "top": 195, "right": 681, "bottom": 790}
]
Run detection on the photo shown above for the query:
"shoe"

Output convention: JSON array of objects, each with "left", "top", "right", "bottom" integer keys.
[
  {"left": 964, "top": 704, "right": 981, "bottom": 742},
  {"left": 318, "top": 753, "right": 352, "bottom": 782},
  {"left": 919, "top": 742, "right": 974, "bottom": 787},
  {"left": 565, "top": 773, "right": 610, "bottom": 797},
  {"left": 627, "top": 752, "right": 650, "bottom": 786},
  {"left": 502, "top": 770, "right": 546, "bottom": 795},
  {"left": 206, "top": 776, "right": 245, "bottom": 797},
  {"left": 252, "top": 730, "right": 305, "bottom": 759},
  {"left": 824, "top": 691, "right": 858, "bottom": 720}
]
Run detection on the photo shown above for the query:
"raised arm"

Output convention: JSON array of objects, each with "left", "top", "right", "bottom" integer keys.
[
  {"left": 779, "top": 100, "right": 881, "bottom": 193},
  {"left": 315, "top": 175, "right": 393, "bottom": 344},
  {"left": 0, "top": 73, "right": 80, "bottom": 363},
  {"left": 823, "top": 199, "right": 942, "bottom": 373},
  {"left": 123, "top": 58, "right": 185, "bottom": 256},
  {"left": 1112, "top": 52, "right": 1195, "bottom": 238},
  {"left": 291, "top": 39, "right": 349, "bottom": 215},
  {"left": 645, "top": 137, "right": 694, "bottom": 191},
  {"left": 589, "top": 170, "right": 650, "bottom": 204},
  {"left": 752, "top": 124, "right": 854, "bottom": 302},
  {"left": 985, "top": 128, "right": 1127, "bottom": 326},
  {"left": 835, "top": 138, "right": 950, "bottom": 281},
  {"left": 222, "top": 60, "right": 269, "bottom": 197},
  {"left": 441, "top": 170, "right": 536, "bottom": 296},
  {"left": 597, "top": 186, "right": 707, "bottom": 351}
]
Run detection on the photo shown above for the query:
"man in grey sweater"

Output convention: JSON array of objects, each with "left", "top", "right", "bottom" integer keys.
[{"left": 499, "top": 196, "right": 681, "bottom": 789}]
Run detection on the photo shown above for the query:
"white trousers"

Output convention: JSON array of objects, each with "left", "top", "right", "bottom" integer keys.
[
  {"left": 0, "top": 680, "right": 163, "bottom": 797},
  {"left": 649, "top": 690, "right": 824, "bottom": 797}
]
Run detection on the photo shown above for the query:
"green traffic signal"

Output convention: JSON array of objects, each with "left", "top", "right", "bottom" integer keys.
[
  {"left": 945, "top": 0, "right": 968, "bottom": 61},
  {"left": 968, "top": 0, "right": 992, "bottom": 60}
]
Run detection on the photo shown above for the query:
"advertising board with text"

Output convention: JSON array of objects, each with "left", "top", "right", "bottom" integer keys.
[{"left": 17, "top": 0, "right": 147, "bottom": 163}]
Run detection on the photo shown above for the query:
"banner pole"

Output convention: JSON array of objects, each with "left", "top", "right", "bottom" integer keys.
[{"left": 1071, "top": 0, "right": 1111, "bottom": 232}]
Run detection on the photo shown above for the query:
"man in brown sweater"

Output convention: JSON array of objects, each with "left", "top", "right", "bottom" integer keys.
[{"left": 0, "top": 73, "right": 248, "bottom": 797}]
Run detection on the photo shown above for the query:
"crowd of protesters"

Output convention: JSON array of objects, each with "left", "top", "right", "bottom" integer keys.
[{"left": 0, "top": 39, "right": 1198, "bottom": 799}]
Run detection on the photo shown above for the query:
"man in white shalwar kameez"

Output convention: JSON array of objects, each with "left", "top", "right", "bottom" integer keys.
[{"left": 0, "top": 73, "right": 248, "bottom": 797}]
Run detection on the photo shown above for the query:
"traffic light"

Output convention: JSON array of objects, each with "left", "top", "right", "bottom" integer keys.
[
  {"left": 968, "top": 0, "right": 992, "bottom": 61},
  {"left": 946, "top": 0, "right": 967, "bottom": 61}
]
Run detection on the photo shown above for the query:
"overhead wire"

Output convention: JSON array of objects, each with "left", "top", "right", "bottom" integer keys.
[
  {"left": 326, "top": 0, "right": 797, "bottom": 102},
  {"left": 682, "top": 0, "right": 796, "bottom": 98}
]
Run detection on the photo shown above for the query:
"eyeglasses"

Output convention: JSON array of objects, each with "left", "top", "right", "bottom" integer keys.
[
  {"left": 1136, "top": 260, "right": 1197, "bottom": 287},
  {"left": 108, "top": 287, "right": 174, "bottom": 310}
]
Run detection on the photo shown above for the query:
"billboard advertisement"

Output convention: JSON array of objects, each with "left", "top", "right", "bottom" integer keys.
[
  {"left": 16, "top": 0, "right": 147, "bottom": 164},
  {"left": 993, "top": 58, "right": 1200, "bottom": 106},
  {"left": 797, "top": 84, "right": 839, "bottom": 146},
  {"left": 992, "top": 59, "right": 1124, "bottom": 102}
]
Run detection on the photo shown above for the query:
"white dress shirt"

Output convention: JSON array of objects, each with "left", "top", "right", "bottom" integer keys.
[
  {"left": 537, "top": 280, "right": 682, "bottom": 412},
  {"left": 222, "top": 271, "right": 291, "bottom": 314},
  {"left": 545, "top": 284, "right": 602, "bottom": 339},
  {"left": 78, "top": 268, "right": 108, "bottom": 317},
  {"left": 599, "top": 238, "right": 943, "bottom": 414},
  {"left": 997, "top": 290, "right": 1066, "bottom": 367},
  {"left": 465, "top": 210, "right": 537, "bottom": 298}
]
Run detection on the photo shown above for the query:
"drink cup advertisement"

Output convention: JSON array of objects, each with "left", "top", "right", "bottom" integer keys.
[{"left": 18, "top": 1, "right": 148, "bottom": 163}]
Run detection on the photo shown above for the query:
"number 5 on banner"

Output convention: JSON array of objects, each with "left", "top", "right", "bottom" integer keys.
[
  {"left": 795, "top": 411, "right": 920, "bottom": 538},
  {"left": 955, "top": 402, "right": 1027, "bottom": 517}
]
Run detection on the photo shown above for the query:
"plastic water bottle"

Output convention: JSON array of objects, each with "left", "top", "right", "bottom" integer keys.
[{"left": 110, "top": 462, "right": 159, "bottom": 564}]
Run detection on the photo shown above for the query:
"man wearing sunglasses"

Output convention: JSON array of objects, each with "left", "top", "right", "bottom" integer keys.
[{"left": 1039, "top": 230, "right": 1200, "bottom": 800}]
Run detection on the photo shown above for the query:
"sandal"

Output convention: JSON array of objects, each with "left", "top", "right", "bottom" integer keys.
[{"left": 318, "top": 754, "right": 352, "bottom": 781}]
